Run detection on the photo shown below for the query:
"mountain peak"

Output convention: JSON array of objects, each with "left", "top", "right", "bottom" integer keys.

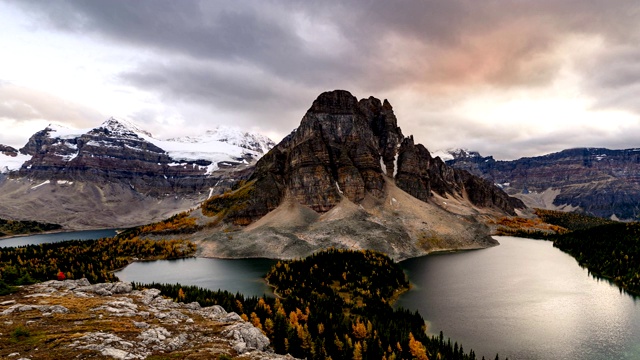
[
  {"left": 308, "top": 89, "right": 359, "bottom": 115},
  {"left": 193, "top": 90, "right": 522, "bottom": 260},
  {"left": 204, "top": 90, "right": 520, "bottom": 224},
  {"left": 97, "top": 117, "right": 153, "bottom": 138},
  {"left": 166, "top": 125, "right": 275, "bottom": 155}
]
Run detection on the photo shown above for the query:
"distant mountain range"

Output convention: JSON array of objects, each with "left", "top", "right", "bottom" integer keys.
[
  {"left": 0, "top": 118, "right": 275, "bottom": 229},
  {"left": 444, "top": 147, "right": 640, "bottom": 220}
]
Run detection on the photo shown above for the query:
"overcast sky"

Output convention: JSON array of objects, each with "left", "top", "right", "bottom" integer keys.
[{"left": 1, "top": 0, "right": 639, "bottom": 159}]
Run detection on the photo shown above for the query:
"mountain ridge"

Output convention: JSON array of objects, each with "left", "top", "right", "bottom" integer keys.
[
  {"left": 446, "top": 147, "right": 640, "bottom": 219},
  {"left": 0, "top": 119, "right": 275, "bottom": 229}
]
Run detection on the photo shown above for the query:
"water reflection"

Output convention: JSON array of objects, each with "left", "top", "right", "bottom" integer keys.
[
  {"left": 0, "top": 229, "right": 117, "bottom": 248},
  {"left": 396, "top": 236, "right": 640, "bottom": 360},
  {"left": 115, "top": 257, "right": 276, "bottom": 298}
]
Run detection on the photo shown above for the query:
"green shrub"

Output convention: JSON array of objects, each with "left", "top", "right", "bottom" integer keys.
[{"left": 11, "top": 326, "right": 31, "bottom": 341}]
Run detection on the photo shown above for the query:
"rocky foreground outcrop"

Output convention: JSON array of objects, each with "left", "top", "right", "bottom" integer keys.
[
  {"left": 446, "top": 147, "right": 640, "bottom": 219},
  {"left": 0, "top": 279, "right": 295, "bottom": 360}
]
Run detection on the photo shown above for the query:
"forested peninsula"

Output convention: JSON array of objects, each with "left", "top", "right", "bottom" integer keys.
[
  {"left": 143, "top": 249, "right": 504, "bottom": 360},
  {"left": 496, "top": 209, "right": 640, "bottom": 296},
  {"left": 0, "top": 218, "right": 62, "bottom": 238}
]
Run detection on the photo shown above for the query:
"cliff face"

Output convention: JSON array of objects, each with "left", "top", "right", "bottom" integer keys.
[
  {"left": 446, "top": 148, "right": 640, "bottom": 219},
  {"left": 207, "top": 90, "right": 522, "bottom": 225},
  {"left": 192, "top": 90, "right": 523, "bottom": 260},
  {"left": 18, "top": 118, "right": 257, "bottom": 197},
  {"left": 0, "top": 145, "right": 18, "bottom": 156}
]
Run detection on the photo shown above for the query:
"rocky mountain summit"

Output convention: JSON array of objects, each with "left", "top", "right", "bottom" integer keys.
[
  {"left": 0, "top": 145, "right": 18, "bottom": 157},
  {"left": 445, "top": 147, "right": 640, "bottom": 219},
  {"left": 0, "top": 119, "right": 274, "bottom": 229},
  {"left": 0, "top": 279, "right": 294, "bottom": 360},
  {"left": 209, "top": 90, "right": 521, "bottom": 224},
  {"left": 169, "top": 90, "right": 524, "bottom": 260}
]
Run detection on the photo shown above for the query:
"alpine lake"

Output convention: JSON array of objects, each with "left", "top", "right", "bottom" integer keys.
[{"left": 4, "top": 231, "right": 639, "bottom": 360}]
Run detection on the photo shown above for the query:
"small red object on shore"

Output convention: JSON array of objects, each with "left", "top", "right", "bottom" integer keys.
[{"left": 57, "top": 271, "right": 66, "bottom": 281}]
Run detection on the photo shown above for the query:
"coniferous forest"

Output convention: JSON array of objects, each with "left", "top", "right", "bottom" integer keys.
[
  {"left": 139, "top": 249, "right": 504, "bottom": 360},
  {"left": 498, "top": 209, "right": 640, "bottom": 296},
  {"left": 0, "top": 237, "right": 195, "bottom": 294},
  {"left": 553, "top": 222, "right": 640, "bottom": 296},
  {"left": 0, "top": 218, "right": 62, "bottom": 237}
]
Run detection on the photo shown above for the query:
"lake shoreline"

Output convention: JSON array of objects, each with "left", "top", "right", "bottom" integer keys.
[{"left": 0, "top": 228, "right": 120, "bottom": 241}]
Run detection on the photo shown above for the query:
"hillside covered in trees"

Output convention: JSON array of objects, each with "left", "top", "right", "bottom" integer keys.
[
  {"left": 534, "top": 209, "right": 616, "bottom": 231},
  {"left": 495, "top": 209, "right": 639, "bottom": 296},
  {"left": 142, "top": 249, "right": 506, "bottom": 360},
  {"left": 0, "top": 218, "right": 62, "bottom": 237},
  {"left": 553, "top": 222, "right": 640, "bottom": 296},
  {"left": 0, "top": 236, "right": 195, "bottom": 295}
]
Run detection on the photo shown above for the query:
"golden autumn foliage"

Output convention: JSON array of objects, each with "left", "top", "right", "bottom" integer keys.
[
  {"left": 0, "top": 236, "right": 196, "bottom": 287},
  {"left": 352, "top": 320, "right": 368, "bottom": 340},
  {"left": 250, "top": 312, "right": 263, "bottom": 331},
  {"left": 492, "top": 215, "right": 567, "bottom": 238},
  {"left": 201, "top": 180, "right": 255, "bottom": 217},
  {"left": 139, "top": 212, "right": 198, "bottom": 234},
  {"left": 409, "top": 332, "right": 429, "bottom": 360}
]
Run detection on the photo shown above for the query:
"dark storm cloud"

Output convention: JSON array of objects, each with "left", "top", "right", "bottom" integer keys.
[
  {"left": 8, "top": 0, "right": 640, "bottom": 158},
  {"left": 120, "top": 59, "right": 315, "bottom": 134},
  {"left": 14, "top": 0, "right": 640, "bottom": 91},
  {"left": 12, "top": 0, "right": 363, "bottom": 86}
]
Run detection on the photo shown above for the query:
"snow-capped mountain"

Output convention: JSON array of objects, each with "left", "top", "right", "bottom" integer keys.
[
  {"left": 0, "top": 118, "right": 275, "bottom": 229},
  {"left": 1, "top": 118, "right": 275, "bottom": 175},
  {"left": 429, "top": 148, "right": 485, "bottom": 162},
  {"left": 166, "top": 125, "right": 275, "bottom": 155},
  {"left": 0, "top": 145, "right": 31, "bottom": 173}
]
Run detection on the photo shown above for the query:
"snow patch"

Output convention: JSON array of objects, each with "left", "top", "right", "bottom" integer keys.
[
  {"left": 61, "top": 151, "right": 80, "bottom": 162},
  {"left": 335, "top": 181, "right": 343, "bottom": 195},
  {"left": 166, "top": 125, "right": 275, "bottom": 154},
  {"left": 0, "top": 152, "right": 31, "bottom": 173},
  {"left": 31, "top": 180, "right": 51, "bottom": 190},
  {"left": 393, "top": 154, "right": 398, "bottom": 178},
  {"left": 86, "top": 140, "right": 119, "bottom": 149},
  {"left": 204, "top": 163, "right": 219, "bottom": 175},
  {"left": 45, "top": 123, "right": 91, "bottom": 139},
  {"left": 380, "top": 157, "right": 387, "bottom": 176},
  {"left": 430, "top": 149, "right": 454, "bottom": 161}
]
